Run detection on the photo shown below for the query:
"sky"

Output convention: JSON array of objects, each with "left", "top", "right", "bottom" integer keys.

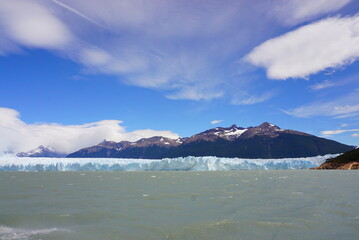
[{"left": 1, "top": 0, "right": 359, "bottom": 154}]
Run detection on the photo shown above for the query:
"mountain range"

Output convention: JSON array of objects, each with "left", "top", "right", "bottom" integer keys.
[{"left": 64, "top": 122, "right": 354, "bottom": 159}]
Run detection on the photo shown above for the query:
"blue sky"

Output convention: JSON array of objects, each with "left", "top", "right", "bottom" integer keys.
[{"left": 1, "top": 0, "right": 359, "bottom": 153}]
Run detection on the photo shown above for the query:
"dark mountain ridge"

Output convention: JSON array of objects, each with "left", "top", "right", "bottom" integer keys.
[{"left": 67, "top": 122, "right": 354, "bottom": 159}]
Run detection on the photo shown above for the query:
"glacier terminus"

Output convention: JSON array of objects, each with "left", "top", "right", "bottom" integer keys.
[{"left": 0, "top": 154, "right": 338, "bottom": 171}]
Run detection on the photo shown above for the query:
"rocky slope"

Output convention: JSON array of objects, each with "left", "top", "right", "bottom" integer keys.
[
  {"left": 67, "top": 122, "right": 354, "bottom": 159},
  {"left": 67, "top": 137, "right": 182, "bottom": 159},
  {"left": 311, "top": 148, "right": 359, "bottom": 170}
]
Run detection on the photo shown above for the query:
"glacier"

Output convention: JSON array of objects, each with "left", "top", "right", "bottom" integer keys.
[{"left": 0, "top": 154, "right": 337, "bottom": 171}]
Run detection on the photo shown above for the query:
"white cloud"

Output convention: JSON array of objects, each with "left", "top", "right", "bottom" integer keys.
[
  {"left": 78, "top": 1, "right": 247, "bottom": 100},
  {"left": 0, "top": 107, "right": 179, "bottom": 154},
  {"left": 231, "top": 92, "right": 276, "bottom": 105},
  {"left": 310, "top": 80, "right": 335, "bottom": 90},
  {"left": 321, "top": 129, "right": 359, "bottom": 135},
  {"left": 2, "top": 0, "right": 352, "bottom": 105},
  {"left": 245, "top": 16, "right": 359, "bottom": 80},
  {"left": 285, "top": 92, "right": 359, "bottom": 118},
  {"left": 0, "top": 0, "right": 357, "bottom": 110},
  {"left": 0, "top": 0, "right": 280, "bottom": 104},
  {"left": 166, "top": 85, "right": 224, "bottom": 101},
  {"left": 273, "top": 0, "right": 352, "bottom": 25},
  {"left": 80, "top": 48, "right": 112, "bottom": 67},
  {"left": 352, "top": 133, "right": 359, "bottom": 137},
  {"left": 0, "top": 0, "right": 72, "bottom": 49},
  {"left": 211, "top": 120, "right": 223, "bottom": 125}
]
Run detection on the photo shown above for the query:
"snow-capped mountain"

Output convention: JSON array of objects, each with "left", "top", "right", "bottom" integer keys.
[
  {"left": 184, "top": 122, "right": 310, "bottom": 143},
  {"left": 67, "top": 122, "right": 354, "bottom": 159},
  {"left": 184, "top": 124, "right": 247, "bottom": 143},
  {"left": 17, "top": 146, "right": 66, "bottom": 158}
]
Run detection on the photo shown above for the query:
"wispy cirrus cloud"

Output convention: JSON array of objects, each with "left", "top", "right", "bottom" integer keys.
[
  {"left": 0, "top": 0, "right": 247, "bottom": 102},
  {"left": 284, "top": 91, "right": 359, "bottom": 118},
  {"left": 0, "top": 107, "right": 179, "bottom": 154},
  {"left": 272, "top": 0, "right": 352, "bottom": 26},
  {"left": 230, "top": 90, "right": 277, "bottom": 105},
  {"left": 0, "top": 0, "right": 356, "bottom": 104},
  {"left": 309, "top": 80, "right": 335, "bottom": 90},
  {"left": 245, "top": 15, "right": 359, "bottom": 80},
  {"left": 49, "top": 0, "right": 105, "bottom": 28},
  {"left": 321, "top": 129, "right": 359, "bottom": 135},
  {"left": 211, "top": 120, "right": 224, "bottom": 125}
]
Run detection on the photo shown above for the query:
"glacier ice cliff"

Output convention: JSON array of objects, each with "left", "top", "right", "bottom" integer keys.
[{"left": 0, "top": 154, "right": 339, "bottom": 171}]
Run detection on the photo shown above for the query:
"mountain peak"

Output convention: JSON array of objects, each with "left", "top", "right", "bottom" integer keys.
[
  {"left": 258, "top": 122, "right": 280, "bottom": 129},
  {"left": 183, "top": 124, "right": 247, "bottom": 143},
  {"left": 17, "top": 146, "right": 66, "bottom": 158},
  {"left": 134, "top": 136, "right": 181, "bottom": 147},
  {"left": 239, "top": 122, "right": 282, "bottom": 139}
]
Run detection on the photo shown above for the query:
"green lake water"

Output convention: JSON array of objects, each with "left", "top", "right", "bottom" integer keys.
[{"left": 0, "top": 171, "right": 358, "bottom": 240}]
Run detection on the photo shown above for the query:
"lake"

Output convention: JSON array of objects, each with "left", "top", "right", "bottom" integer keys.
[{"left": 0, "top": 170, "right": 358, "bottom": 240}]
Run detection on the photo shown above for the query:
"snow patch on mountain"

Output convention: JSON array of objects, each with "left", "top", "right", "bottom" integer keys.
[{"left": 223, "top": 128, "right": 247, "bottom": 137}]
